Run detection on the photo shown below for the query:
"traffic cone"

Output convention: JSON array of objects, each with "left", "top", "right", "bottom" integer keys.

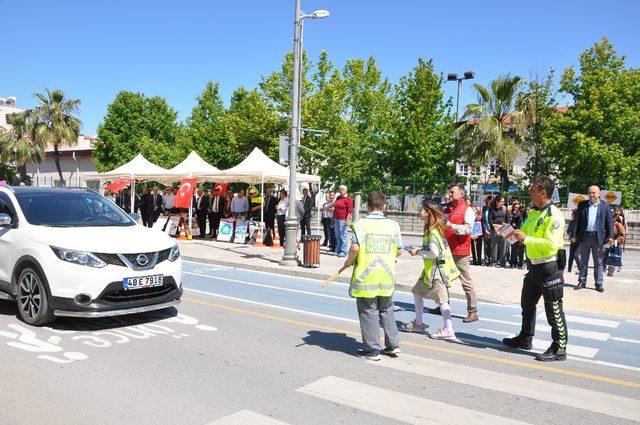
[
  {"left": 272, "top": 228, "right": 280, "bottom": 248},
  {"left": 254, "top": 228, "right": 264, "bottom": 247}
]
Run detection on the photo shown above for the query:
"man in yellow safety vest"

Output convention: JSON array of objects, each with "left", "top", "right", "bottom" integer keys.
[{"left": 343, "top": 191, "right": 404, "bottom": 361}]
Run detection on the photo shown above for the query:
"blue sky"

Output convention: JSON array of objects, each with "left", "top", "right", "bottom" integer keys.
[{"left": 2, "top": 0, "right": 639, "bottom": 135}]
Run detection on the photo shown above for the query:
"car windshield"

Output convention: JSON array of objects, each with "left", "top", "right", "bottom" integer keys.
[{"left": 15, "top": 191, "right": 135, "bottom": 227}]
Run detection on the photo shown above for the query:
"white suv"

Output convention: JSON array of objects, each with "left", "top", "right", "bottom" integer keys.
[{"left": 0, "top": 186, "right": 182, "bottom": 325}]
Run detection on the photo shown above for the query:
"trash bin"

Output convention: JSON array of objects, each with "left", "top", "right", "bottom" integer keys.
[{"left": 301, "top": 235, "right": 321, "bottom": 268}]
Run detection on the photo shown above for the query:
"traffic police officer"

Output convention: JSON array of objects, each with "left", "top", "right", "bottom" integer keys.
[
  {"left": 343, "top": 191, "right": 403, "bottom": 361},
  {"left": 503, "top": 176, "right": 568, "bottom": 361}
]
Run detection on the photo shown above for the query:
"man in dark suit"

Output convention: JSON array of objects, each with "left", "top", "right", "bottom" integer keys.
[
  {"left": 262, "top": 187, "right": 278, "bottom": 239},
  {"left": 117, "top": 190, "right": 131, "bottom": 212},
  {"left": 571, "top": 186, "right": 614, "bottom": 292},
  {"left": 195, "top": 187, "right": 209, "bottom": 239},
  {"left": 147, "top": 186, "right": 163, "bottom": 227},
  {"left": 300, "top": 187, "right": 313, "bottom": 236},
  {"left": 139, "top": 186, "right": 150, "bottom": 227},
  {"left": 208, "top": 186, "right": 226, "bottom": 238}
]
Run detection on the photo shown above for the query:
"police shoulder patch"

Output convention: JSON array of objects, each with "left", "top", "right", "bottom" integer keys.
[{"left": 552, "top": 220, "right": 561, "bottom": 230}]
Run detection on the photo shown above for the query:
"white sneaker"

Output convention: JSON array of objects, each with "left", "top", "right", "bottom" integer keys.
[{"left": 428, "top": 328, "right": 456, "bottom": 340}]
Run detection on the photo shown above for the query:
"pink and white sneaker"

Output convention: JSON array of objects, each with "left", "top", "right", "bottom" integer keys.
[{"left": 428, "top": 328, "right": 456, "bottom": 340}]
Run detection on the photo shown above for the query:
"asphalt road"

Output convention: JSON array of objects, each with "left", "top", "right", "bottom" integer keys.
[{"left": 0, "top": 261, "right": 639, "bottom": 425}]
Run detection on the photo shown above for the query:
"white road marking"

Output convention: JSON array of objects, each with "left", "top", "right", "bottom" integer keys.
[
  {"left": 488, "top": 317, "right": 610, "bottom": 341},
  {"left": 559, "top": 314, "right": 620, "bottom": 329},
  {"left": 297, "top": 375, "right": 530, "bottom": 425},
  {"left": 184, "top": 288, "right": 360, "bottom": 324},
  {"left": 184, "top": 271, "right": 352, "bottom": 302},
  {"left": 477, "top": 328, "right": 599, "bottom": 358},
  {"left": 610, "top": 336, "right": 640, "bottom": 344},
  {"left": 627, "top": 320, "right": 640, "bottom": 325},
  {"left": 206, "top": 410, "right": 290, "bottom": 425},
  {"left": 370, "top": 353, "right": 640, "bottom": 422}
]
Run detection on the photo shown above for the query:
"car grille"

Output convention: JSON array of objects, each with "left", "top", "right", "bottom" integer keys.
[
  {"left": 99, "top": 277, "right": 178, "bottom": 303},
  {"left": 93, "top": 248, "right": 172, "bottom": 269}
]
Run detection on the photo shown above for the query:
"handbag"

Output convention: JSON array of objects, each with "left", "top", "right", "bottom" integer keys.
[{"left": 606, "top": 243, "right": 622, "bottom": 267}]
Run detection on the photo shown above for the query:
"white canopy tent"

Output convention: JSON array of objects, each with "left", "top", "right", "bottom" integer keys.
[
  {"left": 85, "top": 153, "right": 170, "bottom": 213},
  {"left": 219, "top": 147, "right": 321, "bottom": 230}
]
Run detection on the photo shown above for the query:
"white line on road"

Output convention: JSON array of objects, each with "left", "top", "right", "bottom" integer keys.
[
  {"left": 184, "top": 271, "right": 353, "bottom": 302},
  {"left": 488, "top": 317, "right": 610, "bottom": 341},
  {"left": 297, "top": 375, "right": 531, "bottom": 425},
  {"left": 610, "top": 336, "right": 640, "bottom": 344},
  {"left": 206, "top": 410, "right": 290, "bottom": 425},
  {"left": 369, "top": 354, "right": 640, "bottom": 422},
  {"left": 184, "top": 288, "right": 360, "bottom": 325},
  {"left": 478, "top": 328, "right": 599, "bottom": 358},
  {"left": 557, "top": 314, "right": 620, "bottom": 329}
]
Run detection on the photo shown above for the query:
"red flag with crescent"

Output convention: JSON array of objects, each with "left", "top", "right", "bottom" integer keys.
[
  {"left": 213, "top": 183, "right": 227, "bottom": 195},
  {"left": 174, "top": 178, "right": 198, "bottom": 208},
  {"left": 105, "top": 179, "right": 134, "bottom": 193}
]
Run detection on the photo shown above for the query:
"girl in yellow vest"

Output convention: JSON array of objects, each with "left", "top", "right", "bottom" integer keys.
[{"left": 401, "top": 199, "right": 461, "bottom": 340}]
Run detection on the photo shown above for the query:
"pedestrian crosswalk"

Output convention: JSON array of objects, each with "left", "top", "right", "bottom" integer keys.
[{"left": 206, "top": 353, "right": 640, "bottom": 424}]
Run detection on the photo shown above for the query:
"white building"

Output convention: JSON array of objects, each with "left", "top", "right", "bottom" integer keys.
[{"left": 0, "top": 97, "right": 99, "bottom": 189}]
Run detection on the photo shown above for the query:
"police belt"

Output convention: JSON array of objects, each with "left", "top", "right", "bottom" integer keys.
[{"left": 529, "top": 255, "right": 557, "bottom": 265}]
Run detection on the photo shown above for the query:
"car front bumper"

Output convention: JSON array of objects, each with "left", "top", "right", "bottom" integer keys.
[{"left": 54, "top": 299, "right": 181, "bottom": 318}]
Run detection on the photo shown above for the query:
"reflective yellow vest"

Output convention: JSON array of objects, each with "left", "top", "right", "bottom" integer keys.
[
  {"left": 350, "top": 217, "right": 399, "bottom": 298},
  {"left": 421, "top": 229, "right": 460, "bottom": 287},
  {"left": 521, "top": 203, "right": 565, "bottom": 260}
]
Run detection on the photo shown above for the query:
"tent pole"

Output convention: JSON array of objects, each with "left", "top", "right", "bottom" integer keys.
[
  {"left": 260, "top": 175, "right": 264, "bottom": 226},
  {"left": 130, "top": 178, "right": 135, "bottom": 214},
  {"left": 189, "top": 174, "right": 194, "bottom": 231}
]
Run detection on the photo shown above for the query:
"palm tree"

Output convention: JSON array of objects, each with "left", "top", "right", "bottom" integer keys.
[
  {"left": 0, "top": 111, "right": 45, "bottom": 182},
  {"left": 32, "top": 89, "right": 82, "bottom": 185},
  {"left": 454, "top": 75, "right": 526, "bottom": 192}
]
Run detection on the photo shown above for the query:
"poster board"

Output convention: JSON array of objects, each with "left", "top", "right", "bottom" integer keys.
[
  {"left": 217, "top": 219, "right": 235, "bottom": 242},
  {"left": 233, "top": 220, "right": 249, "bottom": 243},
  {"left": 568, "top": 193, "right": 587, "bottom": 209},
  {"left": 471, "top": 221, "right": 484, "bottom": 237},
  {"left": 601, "top": 189, "right": 622, "bottom": 205},
  {"left": 166, "top": 216, "right": 180, "bottom": 236}
]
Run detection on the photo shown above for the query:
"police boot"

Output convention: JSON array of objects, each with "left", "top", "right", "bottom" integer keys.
[
  {"left": 535, "top": 342, "right": 566, "bottom": 362},
  {"left": 502, "top": 335, "right": 533, "bottom": 350}
]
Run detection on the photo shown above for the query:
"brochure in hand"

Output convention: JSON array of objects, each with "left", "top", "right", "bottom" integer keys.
[{"left": 498, "top": 224, "right": 519, "bottom": 245}]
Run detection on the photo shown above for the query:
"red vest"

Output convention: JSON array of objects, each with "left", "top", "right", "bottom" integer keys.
[{"left": 444, "top": 199, "right": 471, "bottom": 256}]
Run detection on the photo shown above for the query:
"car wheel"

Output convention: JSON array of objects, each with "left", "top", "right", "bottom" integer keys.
[{"left": 17, "top": 267, "right": 55, "bottom": 326}]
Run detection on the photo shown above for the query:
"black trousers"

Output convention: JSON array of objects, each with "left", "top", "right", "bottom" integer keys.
[
  {"left": 300, "top": 216, "right": 311, "bottom": 236},
  {"left": 567, "top": 241, "right": 579, "bottom": 272},
  {"left": 265, "top": 215, "right": 276, "bottom": 238},
  {"left": 471, "top": 236, "right": 483, "bottom": 265},
  {"left": 141, "top": 210, "right": 149, "bottom": 227},
  {"left": 520, "top": 261, "right": 567, "bottom": 350},
  {"left": 148, "top": 210, "right": 161, "bottom": 227},
  {"left": 483, "top": 232, "right": 493, "bottom": 264},
  {"left": 209, "top": 213, "right": 222, "bottom": 237},
  {"left": 277, "top": 214, "right": 286, "bottom": 245},
  {"left": 196, "top": 212, "right": 207, "bottom": 237},
  {"left": 491, "top": 231, "right": 507, "bottom": 266}
]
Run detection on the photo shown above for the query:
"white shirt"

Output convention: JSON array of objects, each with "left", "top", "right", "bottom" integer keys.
[
  {"left": 322, "top": 200, "right": 334, "bottom": 219},
  {"left": 277, "top": 198, "right": 289, "bottom": 216},
  {"left": 211, "top": 195, "right": 221, "bottom": 213},
  {"left": 163, "top": 193, "right": 175, "bottom": 210},
  {"left": 449, "top": 206, "right": 476, "bottom": 235}
]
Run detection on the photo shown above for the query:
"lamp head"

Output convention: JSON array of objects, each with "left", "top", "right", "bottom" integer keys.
[
  {"left": 463, "top": 71, "right": 475, "bottom": 79},
  {"left": 447, "top": 73, "right": 458, "bottom": 81},
  {"left": 311, "top": 9, "right": 330, "bottom": 19}
]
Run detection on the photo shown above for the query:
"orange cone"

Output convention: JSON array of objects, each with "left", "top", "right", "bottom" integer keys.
[
  {"left": 272, "top": 228, "right": 280, "bottom": 248},
  {"left": 253, "top": 228, "right": 264, "bottom": 247}
]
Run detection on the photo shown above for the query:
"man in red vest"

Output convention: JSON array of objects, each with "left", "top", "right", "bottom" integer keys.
[{"left": 442, "top": 184, "right": 479, "bottom": 322}]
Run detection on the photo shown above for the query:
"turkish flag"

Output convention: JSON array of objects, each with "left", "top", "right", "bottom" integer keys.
[
  {"left": 213, "top": 183, "right": 227, "bottom": 195},
  {"left": 105, "top": 179, "right": 133, "bottom": 193},
  {"left": 174, "top": 178, "right": 198, "bottom": 208}
]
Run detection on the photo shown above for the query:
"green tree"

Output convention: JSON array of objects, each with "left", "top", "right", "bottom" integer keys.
[
  {"left": 389, "top": 58, "right": 454, "bottom": 192},
  {"left": 181, "top": 82, "right": 232, "bottom": 168},
  {"left": 543, "top": 38, "right": 640, "bottom": 207},
  {"left": 455, "top": 75, "right": 527, "bottom": 192},
  {"left": 0, "top": 111, "right": 45, "bottom": 182},
  {"left": 95, "top": 91, "right": 181, "bottom": 171},
  {"left": 32, "top": 89, "right": 81, "bottom": 184}
]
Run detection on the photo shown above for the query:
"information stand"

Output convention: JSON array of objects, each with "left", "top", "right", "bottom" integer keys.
[
  {"left": 217, "top": 219, "right": 235, "bottom": 242},
  {"left": 233, "top": 220, "right": 249, "bottom": 243}
]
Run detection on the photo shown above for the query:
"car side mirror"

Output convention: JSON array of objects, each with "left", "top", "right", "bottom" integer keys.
[{"left": 0, "top": 213, "right": 13, "bottom": 227}]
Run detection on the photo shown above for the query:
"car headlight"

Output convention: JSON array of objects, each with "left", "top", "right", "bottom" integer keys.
[
  {"left": 168, "top": 244, "right": 180, "bottom": 262},
  {"left": 51, "top": 247, "right": 106, "bottom": 268}
]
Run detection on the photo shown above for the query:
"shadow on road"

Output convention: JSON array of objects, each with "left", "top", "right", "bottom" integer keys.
[
  {"left": 301, "top": 330, "right": 361, "bottom": 357},
  {"left": 454, "top": 332, "right": 537, "bottom": 358}
]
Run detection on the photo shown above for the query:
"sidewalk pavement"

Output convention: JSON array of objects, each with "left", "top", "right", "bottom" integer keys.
[{"left": 178, "top": 239, "right": 640, "bottom": 320}]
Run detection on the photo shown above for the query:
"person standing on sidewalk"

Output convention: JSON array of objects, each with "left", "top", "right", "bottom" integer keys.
[
  {"left": 571, "top": 186, "right": 614, "bottom": 292},
  {"left": 300, "top": 187, "right": 313, "bottom": 236},
  {"left": 333, "top": 185, "right": 353, "bottom": 257},
  {"left": 432, "top": 184, "right": 479, "bottom": 323},
  {"left": 503, "top": 176, "right": 568, "bottom": 362},
  {"left": 342, "top": 191, "right": 403, "bottom": 360},
  {"left": 566, "top": 209, "right": 579, "bottom": 273},
  {"left": 321, "top": 191, "right": 336, "bottom": 250},
  {"left": 481, "top": 195, "right": 494, "bottom": 265}
]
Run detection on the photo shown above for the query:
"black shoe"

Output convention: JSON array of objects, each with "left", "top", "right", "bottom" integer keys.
[
  {"left": 535, "top": 344, "right": 566, "bottom": 362},
  {"left": 382, "top": 346, "right": 401, "bottom": 357},
  {"left": 428, "top": 306, "right": 442, "bottom": 315},
  {"left": 502, "top": 335, "right": 533, "bottom": 350},
  {"left": 356, "top": 349, "right": 381, "bottom": 361},
  {"left": 574, "top": 282, "right": 586, "bottom": 290},
  {"left": 596, "top": 284, "right": 604, "bottom": 293}
]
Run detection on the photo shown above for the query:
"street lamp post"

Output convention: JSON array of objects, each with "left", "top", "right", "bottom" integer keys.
[
  {"left": 281, "top": 0, "right": 330, "bottom": 266},
  {"left": 448, "top": 71, "right": 475, "bottom": 178}
]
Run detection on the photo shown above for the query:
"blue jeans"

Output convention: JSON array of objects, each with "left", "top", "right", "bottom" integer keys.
[{"left": 334, "top": 219, "right": 349, "bottom": 256}]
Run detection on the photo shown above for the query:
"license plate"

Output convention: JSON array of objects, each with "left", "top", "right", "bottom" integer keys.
[{"left": 123, "top": 274, "right": 164, "bottom": 290}]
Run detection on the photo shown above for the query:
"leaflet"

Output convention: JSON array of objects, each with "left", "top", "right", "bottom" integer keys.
[{"left": 498, "top": 224, "right": 518, "bottom": 245}]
